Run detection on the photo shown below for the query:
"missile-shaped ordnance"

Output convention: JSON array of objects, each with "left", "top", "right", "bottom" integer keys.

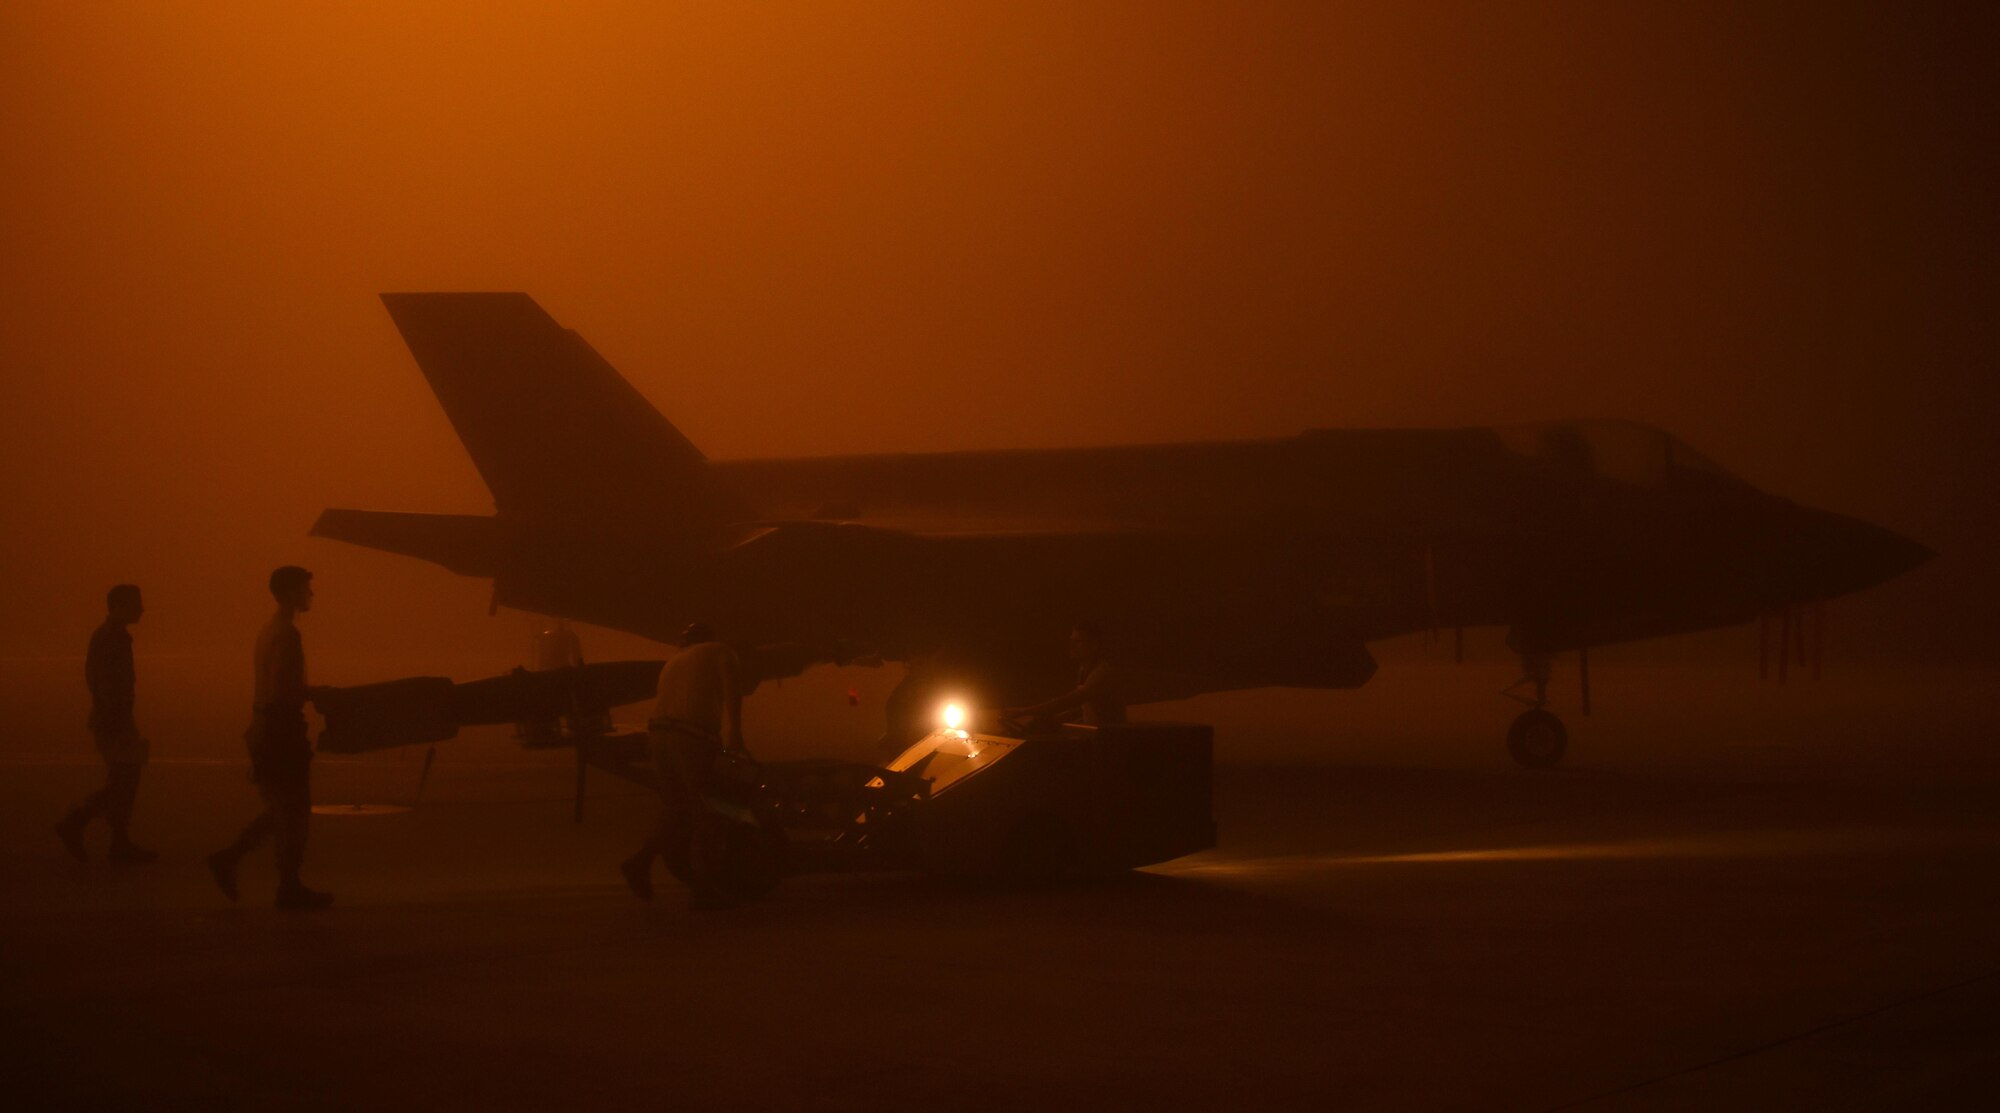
[{"left": 313, "top": 660, "right": 664, "bottom": 754}]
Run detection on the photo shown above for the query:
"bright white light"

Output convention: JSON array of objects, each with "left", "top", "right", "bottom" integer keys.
[{"left": 942, "top": 702, "right": 965, "bottom": 730}]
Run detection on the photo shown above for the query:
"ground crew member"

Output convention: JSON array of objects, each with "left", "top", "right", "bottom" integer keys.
[
  {"left": 207, "top": 566, "right": 332, "bottom": 911},
  {"left": 620, "top": 622, "right": 747, "bottom": 909},
  {"left": 1003, "top": 621, "right": 1126, "bottom": 728},
  {"left": 55, "top": 584, "right": 156, "bottom": 864},
  {"left": 535, "top": 619, "right": 584, "bottom": 672},
  {"left": 520, "top": 618, "right": 592, "bottom": 742}
]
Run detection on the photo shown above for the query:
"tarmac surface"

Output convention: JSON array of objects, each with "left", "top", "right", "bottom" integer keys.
[{"left": 3, "top": 659, "right": 1998, "bottom": 1111}]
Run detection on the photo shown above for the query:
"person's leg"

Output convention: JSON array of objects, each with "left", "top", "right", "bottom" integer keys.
[
  {"left": 107, "top": 765, "right": 138, "bottom": 837},
  {"left": 272, "top": 769, "right": 329, "bottom": 909},
  {"left": 67, "top": 785, "right": 111, "bottom": 826},
  {"left": 623, "top": 729, "right": 686, "bottom": 900},
  {"left": 223, "top": 723, "right": 284, "bottom": 862},
  {"left": 207, "top": 799, "right": 273, "bottom": 902},
  {"left": 210, "top": 760, "right": 296, "bottom": 899},
  {"left": 648, "top": 727, "right": 687, "bottom": 858},
  {"left": 104, "top": 764, "right": 154, "bottom": 863},
  {"left": 228, "top": 805, "right": 278, "bottom": 856},
  {"left": 55, "top": 765, "right": 113, "bottom": 860},
  {"left": 274, "top": 790, "right": 308, "bottom": 884},
  {"left": 212, "top": 716, "right": 297, "bottom": 901},
  {"left": 671, "top": 735, "right": 730, "bottom": 906}
]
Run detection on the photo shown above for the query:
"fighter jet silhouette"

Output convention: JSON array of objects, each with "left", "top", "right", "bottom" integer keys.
[{"left": 313, "top": 294, "right": 1932, "bottom": 766}]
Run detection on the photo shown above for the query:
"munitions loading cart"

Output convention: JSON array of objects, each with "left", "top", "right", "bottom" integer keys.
[{"left": 315, "top": 662, "right": 1215, "bottom": 898}]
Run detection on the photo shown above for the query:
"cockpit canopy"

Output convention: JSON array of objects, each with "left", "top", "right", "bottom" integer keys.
[{"left": 1494, "top": 420, "right": 1749, "bottom": 491}]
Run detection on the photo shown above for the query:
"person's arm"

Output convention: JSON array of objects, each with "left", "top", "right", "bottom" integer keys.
[
  {"left": 84, "top": 631, "right": 112, "bottom": 705},
  {"left": 84, "top": 630, "right": 130, "bottom": 718},
  {"left": 1073, "top": 662, "right": 1114, "bottom": 708},
  {"left": 1005, "top": 664, "right": 1111, "bottom": 723},
  {"left": 279, "top": 629, "right": 310, "bottom": 709},
  {"left": 1006, "top": 686, "right": 1087, "bottom": 723}
]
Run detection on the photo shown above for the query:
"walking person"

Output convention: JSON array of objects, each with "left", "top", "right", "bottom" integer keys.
[
  {"left": 207, "top": 566, "right": 332, "bottom": 910},
  {"left": 55, "top": 584, "right": 156, "bottom": 864}
]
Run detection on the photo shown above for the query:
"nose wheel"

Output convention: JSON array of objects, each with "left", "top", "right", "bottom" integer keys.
[
  {"left": 1506, "top": 708, "right": 1568, "bottom": 768},
  {"left": 1502, "top": 650, "right": 1569, "bottom": 768}
]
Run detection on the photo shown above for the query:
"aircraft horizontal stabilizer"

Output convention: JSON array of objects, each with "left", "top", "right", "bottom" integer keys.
[{"left": 311, "top": 509, "right": 502, "bottom": 577}]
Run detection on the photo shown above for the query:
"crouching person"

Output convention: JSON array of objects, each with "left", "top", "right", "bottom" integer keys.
[{"left": 621, "top": 622, "right": 749, "bottom": 910}]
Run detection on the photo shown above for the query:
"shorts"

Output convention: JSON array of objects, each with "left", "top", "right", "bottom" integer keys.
[
  {"left": 246, "top": 709, "right": 312, "bottom": 791},
  {"left": 647, "top": 720, "right": 720, "bottom": 808},
  {"left": 91, "top": 723, "right": 150, "bottom": 766}
]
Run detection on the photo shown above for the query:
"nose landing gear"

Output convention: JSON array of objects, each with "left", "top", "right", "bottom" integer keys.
[
  {"left": 1507, "top": 708, "right": 1568, "bottom": 768},
  {"left": 1502, "top": 652, "right": 1568, "bottom": 768}
]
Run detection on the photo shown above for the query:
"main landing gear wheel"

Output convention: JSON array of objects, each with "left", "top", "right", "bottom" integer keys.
[{"left": 1507, "top": 709, "right": 1568, "bottom": 769}]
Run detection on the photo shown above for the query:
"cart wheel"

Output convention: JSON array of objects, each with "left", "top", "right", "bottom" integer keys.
[
  {"left": 1507, "top": 709, "right": 1568, "bottom": 769},
  {"left": 999, "top": 812, "right": 1077, "bottom": 883}
]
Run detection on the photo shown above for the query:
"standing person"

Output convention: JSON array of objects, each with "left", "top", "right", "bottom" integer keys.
[
  {"left": 206, "top": 566, "right": 332, "bottom": 910},
  {"left": 54, "top": 584, "right": 156, "bottom": 864},
  {"left": 620, "top": 622, "right": 747, "bottom": 909},
  {"left": 519, "top": 618, "right": 588, "bottom": 743}
]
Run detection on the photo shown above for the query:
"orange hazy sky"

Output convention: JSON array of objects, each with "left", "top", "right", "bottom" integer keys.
[{"left": 2, "top": 1, "right": 1994, "bottom": 662}]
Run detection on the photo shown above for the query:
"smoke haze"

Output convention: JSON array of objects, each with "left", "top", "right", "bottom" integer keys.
[{"left": 3, "top": 1, "right": 1993, "bottom": 670}]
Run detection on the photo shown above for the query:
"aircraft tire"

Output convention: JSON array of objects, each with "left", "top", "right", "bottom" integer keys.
[{"left": 1507, "top": 709, "right": 1568, "bottom": 769}]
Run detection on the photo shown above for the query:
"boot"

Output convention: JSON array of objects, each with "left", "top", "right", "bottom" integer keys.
[{"left": 206, "top": 850, "right": 240, "bottom": 902}]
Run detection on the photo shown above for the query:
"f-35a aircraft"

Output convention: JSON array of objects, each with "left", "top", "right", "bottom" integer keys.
[{"left": 312, "top": 293, "right": 1932, "bottom": 766}]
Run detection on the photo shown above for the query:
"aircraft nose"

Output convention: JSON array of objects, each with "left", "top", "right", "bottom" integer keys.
[{"left": 1793, "top": 509, "right": 1935, "bottom": 600}]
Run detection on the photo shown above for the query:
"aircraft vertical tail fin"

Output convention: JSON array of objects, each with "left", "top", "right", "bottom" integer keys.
[{"left": 378, "top": 292, "right": 746, "bottom": 528}]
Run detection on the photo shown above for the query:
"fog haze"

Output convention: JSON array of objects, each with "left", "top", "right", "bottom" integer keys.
[{"left": 4, "top": 1, "right": 1992, "bottom": 666}]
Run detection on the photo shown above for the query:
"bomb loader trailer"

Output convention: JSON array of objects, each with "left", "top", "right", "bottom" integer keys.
[{"left": 314, "top": 663, "right": 1216, "bottom": 895}]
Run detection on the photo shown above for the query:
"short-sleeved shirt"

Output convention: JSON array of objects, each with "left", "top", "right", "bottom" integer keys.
[
  {"left": 253, "top": 615, "right": 308, "bottom": 714},
  {"left": 651, "top": 641, "right": 739, "bottom": 734},
  {"left": 533, "top": 625, "right": 584, "bottom": 671},
  {"left": 1075, "top": 660, "right": 1126, "bottom": 726},
  {"left": 86, "top": 621, "right": 135, "bottom": 733}
]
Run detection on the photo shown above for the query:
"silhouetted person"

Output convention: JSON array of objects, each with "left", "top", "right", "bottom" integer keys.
[
  {"left": 207, "top": 566, "right": 331, "bottom": 910},
  {"left": 1002, "top": 621, "right": 1126, "bottom": 728},
  {"left": 55, "top": 584, "right": 156, "bottom": 864},
  {"left": 621, "top": 622, "right": 746, "bottom": 909},
  {"left": 519, "top": 617, "right": 590, "bottom": 742},
  {"left": 534, "top": 618, "right": 585, "bottom": 672}
]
